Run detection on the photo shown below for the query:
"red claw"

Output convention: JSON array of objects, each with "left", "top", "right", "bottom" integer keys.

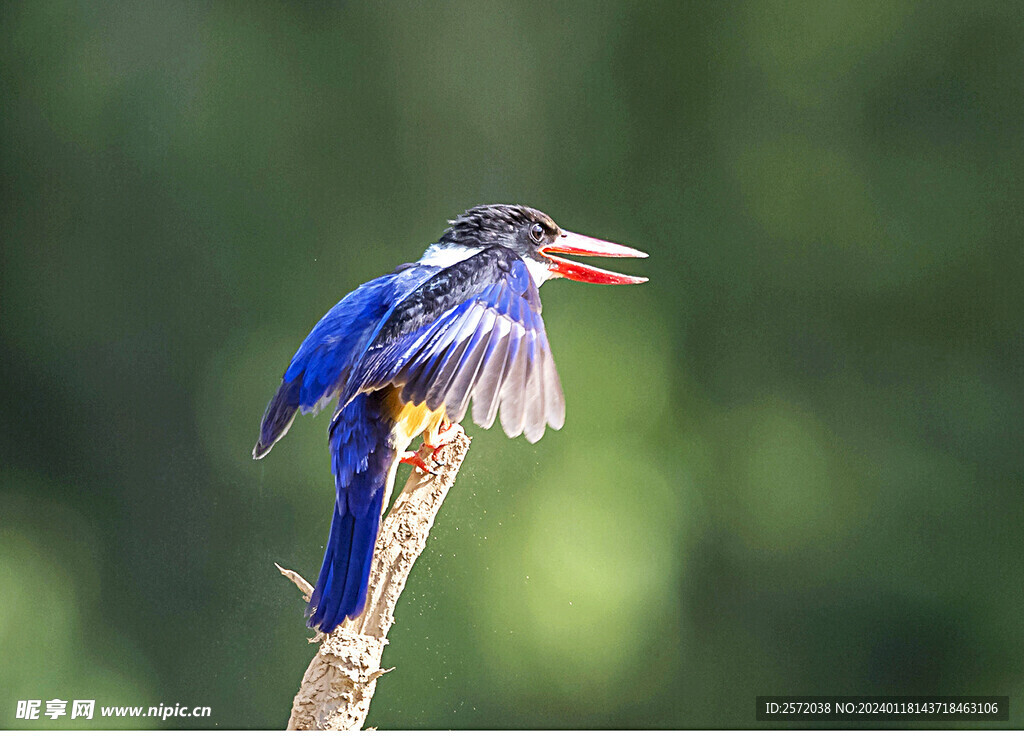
[
  {"left": 421, "top": 443, "right": 446, "bottom": 463},
  {"left": 399, "top": 451, "right": 436, "bottom": 476},
  {"left": 423, "top": 419, "right": 459, "bottom": 462}
]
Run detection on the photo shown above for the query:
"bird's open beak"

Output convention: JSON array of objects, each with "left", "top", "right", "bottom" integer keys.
[{"left": 540, "top": 231, "right": 649, "bottom": 284}]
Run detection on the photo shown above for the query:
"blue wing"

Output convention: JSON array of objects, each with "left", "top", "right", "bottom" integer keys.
[
  {"left": 254, "top": 264, "right": 439, "bottom": 458},
  {"left": 344, "top": 251, "right": 565, "bottom": 443}
]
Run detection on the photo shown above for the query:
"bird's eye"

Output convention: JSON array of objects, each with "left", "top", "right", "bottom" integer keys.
[{"left": 529, "top": 223, "right": 546, "bottom": 244}]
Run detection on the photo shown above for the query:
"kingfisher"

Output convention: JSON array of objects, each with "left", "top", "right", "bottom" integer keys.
[{"left": 254, "top": 204, "right": 647, "bottom": 633}]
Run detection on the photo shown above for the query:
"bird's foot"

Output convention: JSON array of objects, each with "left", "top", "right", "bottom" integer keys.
[
  {"left": 420, "top": 442, "right": 446, "bottom": 464},
  {"left": 423, "top": 420, "right": 462, "bottom": 461},
  {"left": 399, "top": 450, "right": 438, "bottom": 476}
]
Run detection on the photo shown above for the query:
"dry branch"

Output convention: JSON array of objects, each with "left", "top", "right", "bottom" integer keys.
[{"left": 280, "top": 427, "right": 472, "bottom": 731}]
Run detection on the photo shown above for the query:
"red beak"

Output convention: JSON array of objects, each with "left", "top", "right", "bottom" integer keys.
[{"left": 540, "top": 231, "right": 649, "bottom": 285}]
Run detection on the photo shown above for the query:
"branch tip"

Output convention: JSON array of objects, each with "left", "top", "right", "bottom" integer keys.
[{"left": 276, "top": 562, "right": 314, "bottom": 601}]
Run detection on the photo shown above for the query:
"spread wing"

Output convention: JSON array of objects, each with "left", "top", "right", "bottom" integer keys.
[
  {"left": 343, "top": 248, "right": 565, "bottom": 443},
  {"left": 254, "top": 264, "right": 440, "bottom": 458}
]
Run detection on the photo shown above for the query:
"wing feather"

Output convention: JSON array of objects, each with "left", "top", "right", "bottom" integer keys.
[
  {"left": 524, "top": 330, "right": 547, "bottom": 443},
  {"left": 444, "top": 309, "right": 497, "bottom": 422},
  {"left": 400, "top": 304, "right": 478, "bottom": 406},
  {"left": 423, "top": 303, "right": 485, "bottom": 410},
  {"left": 471, "top": 325, "right": 511, "bottom": 429},
  {"left": 499, "top": 325, "right": 529, "bottom": 438},
  {"left": 542, "top": 340, "right": 566, "bottom": 429},
  {"left": 344, "top": 252, "right": 565, "bottom": 441}
]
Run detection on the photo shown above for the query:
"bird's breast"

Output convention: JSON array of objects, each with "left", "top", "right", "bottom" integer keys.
[{"left": 384, "top": 388, "right": 448, "bottom": 447}]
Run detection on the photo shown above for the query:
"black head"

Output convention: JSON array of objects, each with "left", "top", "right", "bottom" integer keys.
[
  {"left": 430, "top": 203, "right": 649, "bottom": 286},
  {"left": 438, "top": 204, "right": 560, "bottom": 258}
]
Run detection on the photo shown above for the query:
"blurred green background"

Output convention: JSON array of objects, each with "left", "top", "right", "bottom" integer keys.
[{"left": 2, "top": 0, "right": 1023, "bottom": 728}]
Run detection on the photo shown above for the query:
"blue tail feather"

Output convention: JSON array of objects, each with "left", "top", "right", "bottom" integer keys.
[{"left": 306, "top": 391, "right": 396, "bottom": 633}]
